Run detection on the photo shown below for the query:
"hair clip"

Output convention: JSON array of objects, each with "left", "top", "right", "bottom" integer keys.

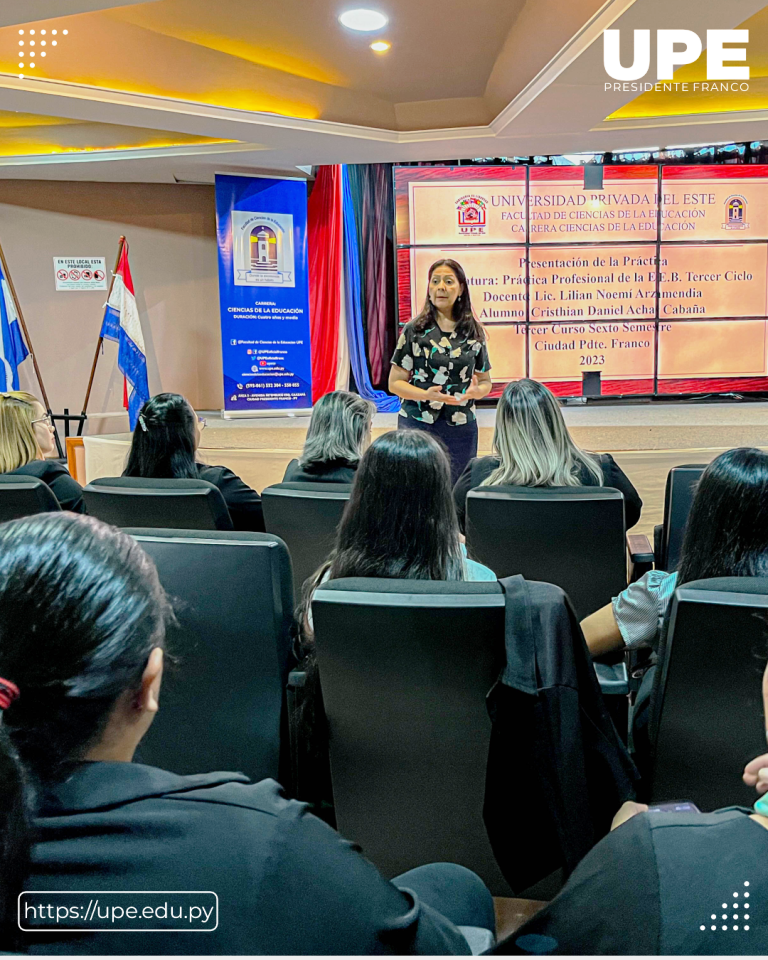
[
  {"left": 138, "top": 414, "right": 148, "bottom": 432},
  {"left": 0, "top": 677, "right": 20, "bottom": 712}
]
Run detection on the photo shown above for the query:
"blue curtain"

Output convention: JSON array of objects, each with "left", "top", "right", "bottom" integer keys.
[{"left": 341, "top": 165, "right": 400, "bottom": 412}]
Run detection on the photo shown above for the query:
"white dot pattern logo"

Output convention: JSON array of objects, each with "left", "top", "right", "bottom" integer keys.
[{"left": 702, "top": 882, "right": 753, "bottom": 933}]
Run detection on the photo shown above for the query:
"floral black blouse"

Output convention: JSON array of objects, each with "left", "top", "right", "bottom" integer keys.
[{"left": 391, "top": 320, "right": 492, "bottom": 426}]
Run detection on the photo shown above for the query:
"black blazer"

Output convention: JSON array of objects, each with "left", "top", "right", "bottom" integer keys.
[
  {"left": 24, "top": 762, "right": 469, "bottom": 955},
  {"left": 484, "top": 576, "right": 639, "bottom": 893},
  {"left": 283, "top": 458, "right": 358, "bottom": 484},
  {"left": 6, "top": 459, "right": 85, "bottom": 513},
  {"left": 452, "top": 454, "right": 642, "bottom": 533},
  {"left": 196, "top": 463, "right": 264, "bottom": 532}
]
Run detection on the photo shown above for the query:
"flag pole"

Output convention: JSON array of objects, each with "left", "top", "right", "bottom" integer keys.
[
  {"left": 80, "top": 235, "right": 126, "bottom": 423},
  {"left": 0, "top": 240, "right": 63, "bottom": 456}
]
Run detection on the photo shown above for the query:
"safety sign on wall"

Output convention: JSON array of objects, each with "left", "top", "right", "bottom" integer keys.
[{"left": 53, "top": 257, "right": 108, "bottom": 291}]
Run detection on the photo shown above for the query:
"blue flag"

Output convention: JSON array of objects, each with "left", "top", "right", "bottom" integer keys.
[{"left": 0, "top": 260, "right": 29, "bottom": 392}]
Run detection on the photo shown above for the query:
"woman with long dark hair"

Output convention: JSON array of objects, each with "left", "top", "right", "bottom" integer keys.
[
  {"left": 453, "top": 379, "right": 641, "bottom": 532},
  {"left": 303, "top": 429, "right": 495, "bottom": 605},
  {"left": 123, "top": 392, "right": 264, "bottom": 531},
  {"left": 0, "top": 513, "right": 493, "bottom": 954},
  {"left": 582, "top": 446, "right": 768, "bottom": 657},
  {"left": 389, "top": 259, "right": 492, "bottom": 483}
]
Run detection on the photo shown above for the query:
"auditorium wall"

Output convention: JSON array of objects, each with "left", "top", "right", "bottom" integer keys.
[{"left": 0, "top": 180, "right": 220, "bottom": 433}]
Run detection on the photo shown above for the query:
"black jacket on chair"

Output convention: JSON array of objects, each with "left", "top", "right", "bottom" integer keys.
[
  {"left": 484, "top": 576, "right": 639, "bottom": 893},
  {"left": 453, "top": 454, "right": 642, "bottom": 533}
]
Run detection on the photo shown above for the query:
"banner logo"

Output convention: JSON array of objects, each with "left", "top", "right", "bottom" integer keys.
[
  {"left": 232, "top": 211, "right": 295, "bottom": 287},
  {"left": 456, "top": 195, "right": 487, "bottom": 236},
  {"left": 723, "top": 195, "right": 749, "bottom": 230}
]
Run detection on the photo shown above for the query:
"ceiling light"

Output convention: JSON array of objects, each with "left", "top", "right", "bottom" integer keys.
[
  {"left": 41, "top": 40, "right": 46, "bottom": 46},
  {"left": 52, "top": 40, "right": 57, "bottom": 46},
  {"left": 29, "top": 29, "right": 34, "bottom": 35},
  {"left": 52, "top": 30, "right": 57, "bottom": 35},
  {"left": 40, "top": 30, "right": 46, "bottom": 35},
  {"left": 18, "top": 29, "right": 23, "bottom": 35},
  {"left": 339, "top": 9, "right": 388, "bottom": 31},
  {"left": 30, "top": 41, "right": 35, "bottom": 46},
  {"left": 41, "top": 51, "right": 46, "bottom": 57},
  {"left": 18, "top": 40, "right": 23, "bottom": 46},
  {"left": 29, "top": 62, "right": 35, "bottom": 68},
  {"left": 370, "top": 40, "right": 390, "bottom": 51},
  {"left": 18, "top": 62, "right": 23, "bottom": 68},
  {"left": 63, "top": 29, "right": 68, "bottom": 35}
]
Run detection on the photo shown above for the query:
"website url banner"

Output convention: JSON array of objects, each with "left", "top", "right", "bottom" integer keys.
[{"left": 18, "top": 891, "right": 218, "bottom": 932}]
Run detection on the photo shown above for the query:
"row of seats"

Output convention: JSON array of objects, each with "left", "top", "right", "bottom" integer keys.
[{"left": 57, "top": 520, "right": 767, "bottom": 895}]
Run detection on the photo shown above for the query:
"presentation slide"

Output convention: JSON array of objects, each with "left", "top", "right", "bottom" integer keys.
[{"left": 394, "top": 164, "right": 768, "bottom": 396}]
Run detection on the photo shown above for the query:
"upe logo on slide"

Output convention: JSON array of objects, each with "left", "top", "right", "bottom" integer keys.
[
  {"left": 232, "top": 211, "right": 295, "bottom": 288},
  {"left": 723, "top": 195, "right": 749, "bottom": 231},
  {"left": 603, "top": 29, "right": 750, "bottom": 92},
  {"left": 456, "top": 195, "right": 487, "bottom": 236}
]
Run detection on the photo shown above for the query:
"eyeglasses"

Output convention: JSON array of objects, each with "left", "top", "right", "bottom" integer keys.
[
  {"left": 197, "top": 416, "right": 207, "bottom": 430},
  {"left": 31, "top": 414, "right": 53, "bottom": 428}
]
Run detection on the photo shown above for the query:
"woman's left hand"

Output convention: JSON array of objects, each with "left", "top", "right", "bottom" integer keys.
[
  {"left": 461, "top": 374, "right": 487, "bottom": 402},
  {"left": 743, "top": 753, "right": 768, "bottom": 794},
  {"left": 610, "top": 800, "right": 648, "bottom": 831}
]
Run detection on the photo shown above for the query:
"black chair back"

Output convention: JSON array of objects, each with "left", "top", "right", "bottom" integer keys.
[
  {"left": 0, "top": 475, "right": 61, "bottom": 521},
  {"left": 649, "top": 577, "right": 768, "bottom": 810},
  {"left": 657, "top": 464, "right": 706, "bottom": 572},
  {"left": 128, "top": 528, "right": 294, "bottom": 782},
  {"left": 465, "top": 485, "right": 626, "bottom": 619},
  {"left": 262, "top": 482, "right": 351, "bottom": 595},
  {"left": 312, "top": 578, "right": 512, "bottom": 895},
  {"left": 84, "top": 477, "right": 233, "bottom": 530}
]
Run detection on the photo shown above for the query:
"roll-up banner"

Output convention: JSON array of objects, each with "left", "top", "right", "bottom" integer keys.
[{"left": 215, "top": 174, "right": 312, "bottom": 416}]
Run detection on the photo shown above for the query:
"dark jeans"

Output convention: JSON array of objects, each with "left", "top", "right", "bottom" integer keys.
[
  {"left": 398, "top": 416, "right": 479, "bottom": 485},
  {"left": 393, "top": 862, "right": 496, "bottom": 934}
]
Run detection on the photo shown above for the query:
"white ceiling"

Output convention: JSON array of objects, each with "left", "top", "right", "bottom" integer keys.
[{"left": 0, "top": 0, "right": 765, "bottom": 181}]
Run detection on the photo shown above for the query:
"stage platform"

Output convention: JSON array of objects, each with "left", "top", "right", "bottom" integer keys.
[{"left": 80, "top": 400, "right": 768, "bottom": 542}]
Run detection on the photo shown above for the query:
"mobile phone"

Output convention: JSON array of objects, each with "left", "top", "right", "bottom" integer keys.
[{"left": 647, "top": 800, "right": 700, "bottom": 813}]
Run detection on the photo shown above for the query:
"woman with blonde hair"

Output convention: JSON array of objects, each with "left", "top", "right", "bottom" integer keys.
[
  {"left": 283, "top": 390, "right": 374, "bottom": 484},
  {"left": 0, "top": 391, "right": 84, "bottom": 512},
  {"left": 452, "top": 378, "right": 640, "bottom": 532}
]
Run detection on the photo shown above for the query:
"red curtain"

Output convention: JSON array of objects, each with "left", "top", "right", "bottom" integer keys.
[{"left": 307, "top": 165, "right": 343, "bottom": 402}]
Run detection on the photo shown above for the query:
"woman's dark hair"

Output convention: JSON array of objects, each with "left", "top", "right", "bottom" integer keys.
[
  {"left": 0, "top": 513, "right": 171, "bottom": 946},
  {"left": 123, "top": 392, "right": 198, "bottom": 479},
  {"left": 308, "top": 429, "right": 464, "bottom": 596},
  {"left": 412, "top": 258, "right": 486, "bottom": 342},
  {"left": 677, "top": 447, "right": 768, "bottom": 585}
]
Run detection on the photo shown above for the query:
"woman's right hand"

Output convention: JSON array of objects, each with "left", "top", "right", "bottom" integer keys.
[
  {"left": 743, "top": 753, "right": 768, "bottom": 794},
  {"left": 424, "top": 385, "right": 461, "bottom": 405}
]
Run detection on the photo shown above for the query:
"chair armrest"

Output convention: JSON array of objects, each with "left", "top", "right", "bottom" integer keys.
[
  {"left": 626, "top": 533, "right": 653, "bottom": 565},
  {"left": 627, "top": 532, "right": 654, "bottom": 584},
  {"left": 594, "top": 660, "right": 628, "bottom": 696}
]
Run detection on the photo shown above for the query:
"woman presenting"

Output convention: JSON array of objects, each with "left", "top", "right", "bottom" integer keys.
[{"left": 389, "top": 258, "right": 492, "bottom": 483}]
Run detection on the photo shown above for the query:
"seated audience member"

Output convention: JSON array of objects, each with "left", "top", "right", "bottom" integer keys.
[
  {"left": 453, "top": 378, "right": 641, "bottom": 532},
  {"left": 303, "top": 428, "right": 496, "bottom": 623},
  {"left": 0, "top": 391, "right": 84, "bottom": 512},
  {"left": 494, "top": 657, "right": 768, "bottom": 955},
  {"left": 581, "top": 446, "right": 768, "bottom": 658},
  {"left": 0, "top": 513, "right": 494, "bottom": 955},
  {"left": 283, "top": 390, "right": 374, "bottom": 483},
  {"left": 123, "top": 392, "right": 264, "bottom": 531}
]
